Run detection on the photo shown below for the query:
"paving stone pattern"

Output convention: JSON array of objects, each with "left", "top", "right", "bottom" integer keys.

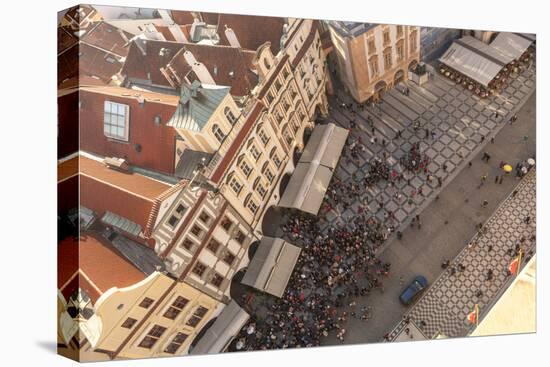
[
  {"left": 323, "top": 64, "right": 536, "bottom": 246},
  {"left": 386, "top": 169, "right": 536, "bottom": 340}
]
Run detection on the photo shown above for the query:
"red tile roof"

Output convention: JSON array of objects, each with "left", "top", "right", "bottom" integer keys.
[
  {"left": 58, "top": 234, "right": 146, "bottom": 303},
  {"left": 165, "top": 42, "right": 258, "bottom": 96},
  {"left": 58, "top": 42, "right": 124, "bottom": 86},
  {"left": 122, "top": 39, "right": 258, "bottom": 96},
  {"left": 121, "top": 40, "right": 184, "bottom": 87},
  {"left": 170, "top": 10, "right": 197, "bottom": 25},
  {"left": 58, "top": 26, "right": 78, "bottom": 55},
  {"left": 216, "top": 13, "right": 285, "bottom": 55},
  {"left": 79, "top": 156, "right": 171, "bottom": 234},
  {"left": 81, "top": 21, "right": 132, "bottom": 57}
]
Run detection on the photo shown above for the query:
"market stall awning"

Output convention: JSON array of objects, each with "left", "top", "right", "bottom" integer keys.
[
  {"left": 299, "top": 123, "right": 349, "bottom": 169},
  {"left": 490, "top": 32, "right": 534, "bottom": 61},
  {"left": 278, "top": 123, "right": 349, "bottom": 215},
  {"left": 458, "top": 36, "right": 514, "bottom": 65},
  {"left": 190, "top": 300, "right": 249, "bottom": 355},
  {"left": 439, "top": 38, "right": 504, "bottom": 87},
  {"left": 241, "top": 236, "right": 302, "bottom": 298}
]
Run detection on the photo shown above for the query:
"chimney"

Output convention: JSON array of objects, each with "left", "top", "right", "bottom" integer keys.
[
  {"left": 183, "top": 50, "right": 215, "bottom": 85},
  {"left": 224, "top": 25, "right": 241, "bottom": 48}
]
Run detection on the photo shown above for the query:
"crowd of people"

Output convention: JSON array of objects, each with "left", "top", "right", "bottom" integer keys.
[{"left": 232, "top": 211, "right": 392, "bottom": 351}]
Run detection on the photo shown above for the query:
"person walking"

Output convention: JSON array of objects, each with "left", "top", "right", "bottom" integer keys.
[{"left": 482, "top": 200, "right": 489, "bottom": 208}]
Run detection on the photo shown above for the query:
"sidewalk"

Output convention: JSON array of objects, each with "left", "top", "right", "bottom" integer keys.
[{"left": 321, "top": 90, "right": 536, "bottom": 346}]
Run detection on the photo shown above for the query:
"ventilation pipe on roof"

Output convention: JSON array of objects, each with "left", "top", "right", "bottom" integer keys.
[{"left": 224, "top": 25, "right": 241, "bottom": 48}]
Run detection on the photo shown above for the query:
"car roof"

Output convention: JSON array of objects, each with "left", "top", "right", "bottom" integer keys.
[{"left": 414, "top": 275, "right": 428, "bottom": 286}]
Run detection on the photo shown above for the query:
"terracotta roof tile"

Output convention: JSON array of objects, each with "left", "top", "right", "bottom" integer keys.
[
  {"left": 163, "top": 42, "right": 258, "bottom": 96},
  {"left": 79, "top": 156, "right": 171, "bottom": 232},
  {"left": 58, "top": 42, "right": 124, "bottom": 86},
  {"left": 81, "top": 21, "right": 132, "bottom": 57},
  {"left": 58, "top": 26, "right": 78, "bottom": 55},
  {"left": 58, "top": 234, "right": 146, "bottom": 303},
  {"left": 216, "top": 13, "right": 285, "bottom": 54},
  {"left": 170, "top": 10, "right": 197, "bottom": 25}
]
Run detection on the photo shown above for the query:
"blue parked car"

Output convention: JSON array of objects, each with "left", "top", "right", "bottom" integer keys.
[{"left": 399, "top": 276, "right": 428, "bottom": 305}]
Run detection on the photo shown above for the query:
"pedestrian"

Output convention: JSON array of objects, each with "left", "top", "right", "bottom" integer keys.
[
  {"left": 487, "top": 245, "right": 493, "bottom": 252},
  {"left": 482, "top": 200, "right": 488, "bottom": 207},
  {"left": 524, "top": 216, "right": 531, "bottom": 224},
  {"left": 397, "top": 231, "right": 403, "bottom": 240},
  {"left": 499, "top": 175, "right": 504, "bottom": 184},
  {"left": 481, "top": 136, "right": 485, "bottom": 143},
  {"left": 425, "top": 128, "right": 429, "bottom": 139},
  {"left": 491, "top": 137, "right": 495, "bottom": 144},
  {"left": 437, "top": 177, "right": 443, "bottom": 187},
  {"left": 494, "top": 111, "right": 499, "bottom": 119},
  {"left": 468, "top": 161, "right": 472, "bottom": 168}
]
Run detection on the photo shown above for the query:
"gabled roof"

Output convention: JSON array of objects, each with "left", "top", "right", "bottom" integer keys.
[
  {"left": 122, "top": 39, "right": 258, "bottom": 96},
  {"left": 58, "top": 233, "right": 147, "bottom": 304},
  {"left": 163, "top": 43, "right": 258, "bottom": 96},
  {"left": 490, "top": 32, "right": 534, "bottom": 61},
  {"left": 167, "top": 81, "right": 230, "bottom": 131},
  {"left": 121, "top": 39, "right": 185, "bottom": 87}
]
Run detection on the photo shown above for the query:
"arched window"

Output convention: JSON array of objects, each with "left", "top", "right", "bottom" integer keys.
[
  {"left": 224, "top": 107, "right": 237, "bottom": 125},
  {"left": 212, "top": 124, "right": 225, "bottom": 143}
]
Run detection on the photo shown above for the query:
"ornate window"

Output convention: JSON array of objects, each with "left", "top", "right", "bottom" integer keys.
[
  {"left": 383, "top": 29, "right": 390, "bottom": 45},
  {"left": 397, "top": 25, "right": 404, "bottom": 38},
  {"left": 383, "top": 47, "right": 393, "bottom": 69},
  {"left": 396, "top": 40, "right": 405, "bottom": 61},
  {"left": 239, "top": 159, "right": 253, "bottom": 177},
  {"left": 250, "top": 144, "right": 261, "bottom": 161},
  {"left": 367, "top": 38, "right": 376, "bottom": 53},
  {"left": 224, "top": 107, "right": 237, "bottom": 125},
  {"left": 212, "top": 124, "right": 225, "bottom": 143},
  {"left": 229, "top": 176, "right": 243, "bottom": 195},
  {"left": 258, "top": 129, "right": 270, "bottom": 146}
]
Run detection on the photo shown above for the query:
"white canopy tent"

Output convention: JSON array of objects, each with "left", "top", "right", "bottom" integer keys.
[
  {"left": 490, "top": 32, "right": 533, "bottom": 61},
  {"left": 439, "top": 37, "right": 504, "bottom": 87},
  {"left": 241, "top": 236, "right": 302, "bottom": 298},
  {"left": 278, "top": 123, "right": 349, "bottom": 215},
  {"left": 189, "top": 300, "right": 250, "bottom": 355}
]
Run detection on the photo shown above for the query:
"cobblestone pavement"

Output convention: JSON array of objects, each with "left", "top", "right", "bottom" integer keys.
[
  {"left": 322, "top": 64, "right": 536, "bottom": 245},
  {"left": 387, "top": 169, "right": 536, "bottom": 341}
]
